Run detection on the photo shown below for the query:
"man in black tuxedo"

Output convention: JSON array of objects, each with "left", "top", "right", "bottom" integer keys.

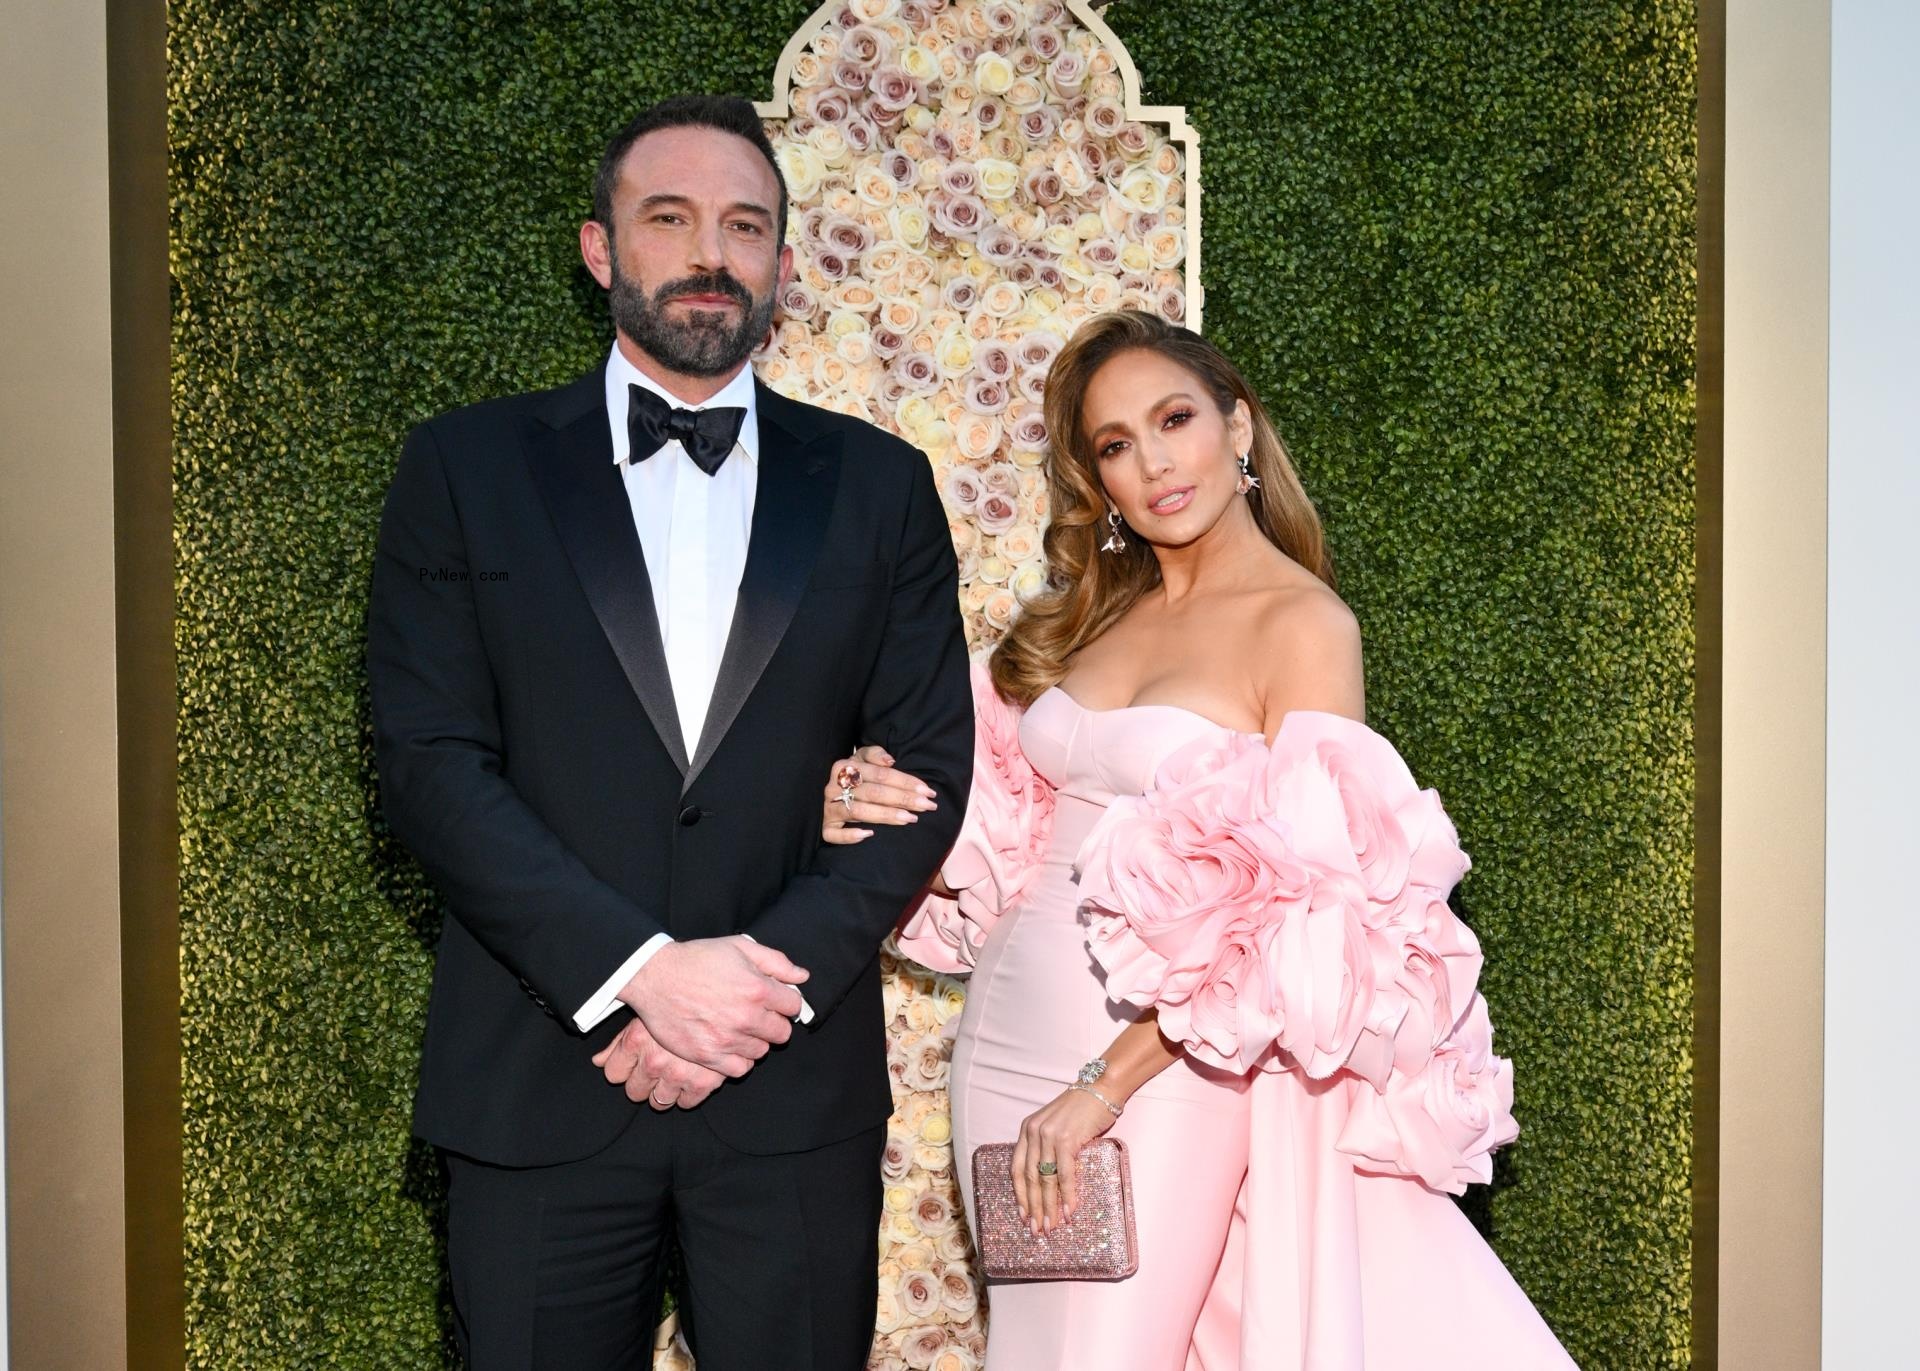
[{"left": 367, "top": 94, "right": 973, "bottom": 1370}]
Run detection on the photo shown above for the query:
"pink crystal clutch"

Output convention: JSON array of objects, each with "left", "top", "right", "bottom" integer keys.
[{"left": 970, "top": 1138, "right": 1139, "bottom": 1280}]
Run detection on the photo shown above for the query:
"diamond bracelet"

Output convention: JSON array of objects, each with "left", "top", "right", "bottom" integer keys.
[
  {"left": 1069, "top": 1082, "right": 1123, "bottom": 1117},
  {"left": 1071, "top": 1059, "right": 1120, "bottom": 1116}
]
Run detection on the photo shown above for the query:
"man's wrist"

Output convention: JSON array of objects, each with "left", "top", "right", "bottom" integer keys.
[
  {"left": 574, "top": 932, "right": 674, "bottom": 1032},
  {"left": 737, "top": 932, "right": 817, "bottom": 1025}
]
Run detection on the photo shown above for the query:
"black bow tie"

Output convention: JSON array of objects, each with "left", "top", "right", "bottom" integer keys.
[{"left": 627, "top": 383, "right": 746, "bottom": 476}]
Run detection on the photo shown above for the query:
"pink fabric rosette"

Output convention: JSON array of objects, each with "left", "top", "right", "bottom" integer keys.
[
  {"left": 894, "top": 661, "right": 1056, "bottom": 975},
  {"left": 1336, "top": 991, "right": 1520, "bottom": 1193},
  {"left": 1073, "top": 710, "right": 1518, "bottom": 1193}
]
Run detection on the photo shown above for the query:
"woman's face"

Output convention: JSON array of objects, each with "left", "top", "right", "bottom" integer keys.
[{"left": 1081, "top": 348, "right": 1252, "bottom": 549}]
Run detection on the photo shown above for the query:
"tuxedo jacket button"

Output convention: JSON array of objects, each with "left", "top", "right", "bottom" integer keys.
[{"left": 677, "top": 805, "right": 703, "bottom": 827}]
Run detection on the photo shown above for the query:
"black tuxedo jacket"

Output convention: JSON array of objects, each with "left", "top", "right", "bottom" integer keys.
[{"left": 367, "top": 362, "right": 973, "bottom": 1167}]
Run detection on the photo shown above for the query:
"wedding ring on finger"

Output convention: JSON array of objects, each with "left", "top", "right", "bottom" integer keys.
[{"left": 1036, "top": 1160, "right": 1058, "bottom": 1178}]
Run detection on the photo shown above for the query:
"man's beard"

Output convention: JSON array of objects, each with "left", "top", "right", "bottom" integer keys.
[{"left": 608, "top": 254, "right": 776, "bottom": 379}]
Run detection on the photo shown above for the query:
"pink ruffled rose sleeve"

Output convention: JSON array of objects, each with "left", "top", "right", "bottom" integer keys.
[
  {"left": 1074, "top": 710, "right": 1519, "bottom": 1193},
  {"left": 894, "top": 662, "right": 1055, "bottom": 974}
]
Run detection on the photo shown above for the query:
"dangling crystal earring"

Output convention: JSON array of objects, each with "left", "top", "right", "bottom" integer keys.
[
  {"left": 1237, "top": 451, "right": 1260, "bottom": 495},
  {"left": 1100, "top": 508, "right": 1127, "bottom": 553}
]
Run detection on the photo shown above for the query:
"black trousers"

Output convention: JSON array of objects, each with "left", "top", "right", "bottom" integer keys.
[{"left": 443, "top": 1108, "right": 886, "bottom": 1371}]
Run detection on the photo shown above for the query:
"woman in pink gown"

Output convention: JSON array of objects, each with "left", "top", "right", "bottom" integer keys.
[{"left": 826, "top": 311, "right": 1577, "bottom": 1370}]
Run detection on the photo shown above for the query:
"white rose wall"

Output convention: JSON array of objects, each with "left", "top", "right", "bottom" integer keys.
[{"left": 171, "top": 2, "right": 1696, "bottom": 1368}]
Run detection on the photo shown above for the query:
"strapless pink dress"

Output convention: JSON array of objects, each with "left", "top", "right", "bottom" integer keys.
[{"left": 898, "top": 671, "right": 1578, "bottom": 1370}]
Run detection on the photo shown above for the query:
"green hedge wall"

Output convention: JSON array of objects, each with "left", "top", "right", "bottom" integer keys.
[{"left": 172, "top": 2, "right": 1695, "bottom": 1366}]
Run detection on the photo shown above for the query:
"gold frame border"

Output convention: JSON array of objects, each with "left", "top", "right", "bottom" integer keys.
[
  {"left": 1710, "top": 0, "right": 1828, "bottom": 1364},
  {"left": 109, "top": 0, "right": 185, "bottom": 1362},
  {"left": 1692, "top": 1, "right": 1724, "bottom": 1363},
  {"left": 756, "top": 0, "right": 1204, "bottom": 332},
  {"left": 0, "top": 0, "right": 179, "bottom": 1365}
]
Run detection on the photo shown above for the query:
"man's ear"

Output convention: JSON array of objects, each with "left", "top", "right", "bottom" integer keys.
[
  {"left": 776, "top": 241, "right": 795, "bottom": 295},
  {"left": 580, "top": 219, "right": 614, "bottom": 291}
]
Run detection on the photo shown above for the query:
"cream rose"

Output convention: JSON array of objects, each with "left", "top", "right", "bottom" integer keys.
[
  {"left": 1147, "top": 225, "right": 1187, "bottom": 270},
  {"left": 932, "top": 328, "right": 975, "bottom": 378},
  {"left": 777, "top": 143, "right": 827, "bottom": 200},
  {"left": 905, "top": 1037, "right": 948, "bottom": 1090},
  {"left": 901, "top": 1327, "right": 949, "bottom": 1371},
  {"left": 1085, "top": 274, "right": 1124, "bottom": 310},
  {"left": 973, "top": 51, "right": 1015, "bottom": 94},
  {"left": 837, "top": 331, "right": 876, "bottom": 367},
  {"left": 975, "top": 156, "right": 1020, "bottom": 201},
  {"left": 807, "top": 122, "right": 851, "bottom": 168},
  {"left": 904, "top": 996, "right": 939, "bottom": 1034},
  {"left": 901, "top": 41, "right": 939, "bottom": 82},
  {"left": 1117, "top": 165, "right": 1170, "bottom": 213},
  {"left": 975, "top": 553, "right": 1011, "bottom": 585},
  {"left": 938, "top": 1266, "right": 979, "bottom": 1321},
  {"left": 952, "top": 412, "right": 1002, "bottom": 463},
  {"left": 896, "top": 1238, "right": 935, "bottom": 1272},
  {"left": 932, "top": 1343, "right": 979, "bottom": 1371},
  {"left": 874, "top": 1287, "right": 905, "bottom": 1337},
  {"left": 888, "top": 202, "right": 930, "bottom": 249},
  {"left": 1051, "top": 146, "right": 1095, "bottom": 195},
  {"left": 897, "top": 393, "right": 938, "bottom": 434},
  {"left": 856, "top": 166, "right": 900, "bottom": 209},
  {"left": 997, "top": 522, "right": 1042, "bottom": 562},
  {"left": 936, "top": 1227, "right": 972, "bottom": 1264},
  {"left": 1011, "top": 559, "right": 1049, "bottom": 600},
  {"left": 912, "top": 1189, "right": 956, "bottom": 1239}
]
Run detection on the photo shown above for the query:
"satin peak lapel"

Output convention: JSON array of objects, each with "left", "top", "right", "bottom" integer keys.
[
  {"left": 685, "top": 415, "right": 841, "bottom": 789},
  {"left": 524, "top": 379, "right": 690, "bottom": 774}
]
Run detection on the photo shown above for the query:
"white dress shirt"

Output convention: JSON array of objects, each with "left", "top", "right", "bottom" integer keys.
[
  {"left": 573, "top": 345, "right": 812, "bottom": 1031},
  {"left": 610, "top": 348, "right": 761, "bottom": 761}
]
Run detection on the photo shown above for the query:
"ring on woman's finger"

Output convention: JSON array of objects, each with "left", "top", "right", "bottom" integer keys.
[
  {"left": 834, "top": 763, "right": 861, "bottom": 813},
  {"left": 1036, "top": 1160, "right": 1058, "bottom": 1177}
]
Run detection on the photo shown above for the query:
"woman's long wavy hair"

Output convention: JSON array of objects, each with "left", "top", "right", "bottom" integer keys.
[{"left": 991, "top": 310, "right": 1335, "bottom": 707}]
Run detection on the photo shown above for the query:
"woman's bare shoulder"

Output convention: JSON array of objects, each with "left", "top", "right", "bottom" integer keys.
[{"left": 1247, "top": 580, "right": 1364, "bottom": 732}]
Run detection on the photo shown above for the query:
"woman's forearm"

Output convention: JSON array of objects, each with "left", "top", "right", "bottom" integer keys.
[{"left": 1085, "top": 1009, "right": 1182, "bottom": 1106}]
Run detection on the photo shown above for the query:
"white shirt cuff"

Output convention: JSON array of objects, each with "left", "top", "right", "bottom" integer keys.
[
  {"left": 572, "top": 932, "right": 816, "bottom": 1031},
  {"left": 573, "top": 931, "right": 673, "bottom": 1032}
]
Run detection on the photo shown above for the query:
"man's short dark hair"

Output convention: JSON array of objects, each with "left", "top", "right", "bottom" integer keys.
[{"left": 593, "top": 94, "right": 790, "bottom": 247}]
